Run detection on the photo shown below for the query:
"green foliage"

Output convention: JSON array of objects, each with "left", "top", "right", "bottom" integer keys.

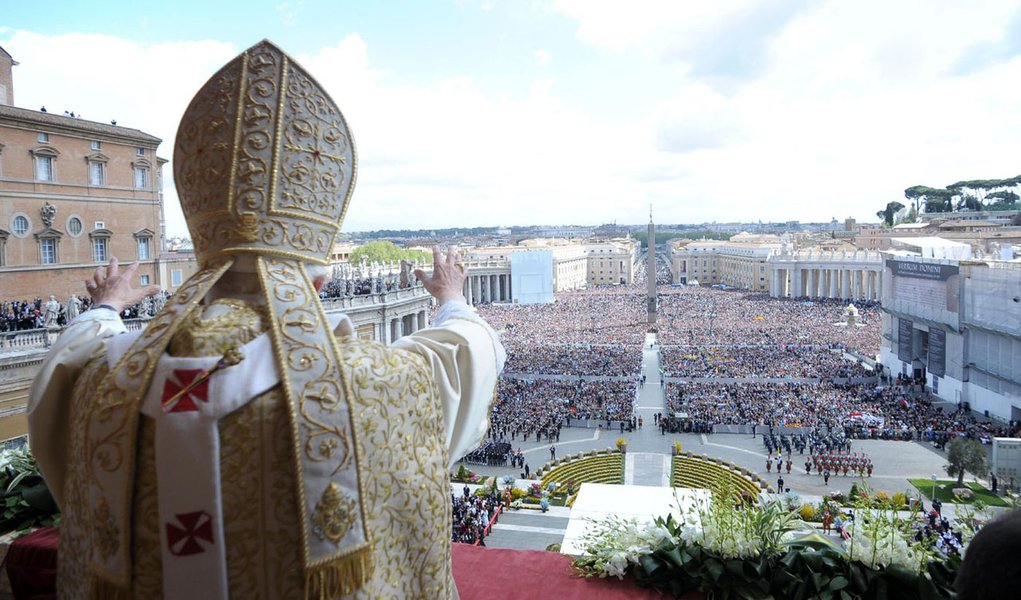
[
  {"left": 0, "top": 447, "right": 60, "bottom": 535},
  {"left": 614, "top": 514, "right": 960, "bottom": 600},
  {"left": 898, "top": 175, "right": 1021, "bottom": 216},
  {"left": 878, "top": 201, "right": 905, "bottom": 227},
  {"left": 633, "top": 230, "right": 729, "bottom": 247},
  {"left": 944, "top": 438, "right": 989, "bottom": 487},
  {"left": 907, "top": 478, "right": 1007, "bottom": 507},
  {"left": 986, "top": 190, "right": 1020, "bottom": 210},
  {"left": 904, "top": 185, "right": 954, "bottom": 213},
  {"left": 348, "top": 241, "right": 430, "bottom": 265}
]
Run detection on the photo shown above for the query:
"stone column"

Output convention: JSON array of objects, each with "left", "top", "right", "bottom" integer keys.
[
  {"left": 472, "top": 276, "right": 481, "bottom": 305},
  {"left": 418, "top": 310, "right": 427, "bottom": 330},
  {"left": 792, "top": 269, "right": 802, "bottom": 298}
]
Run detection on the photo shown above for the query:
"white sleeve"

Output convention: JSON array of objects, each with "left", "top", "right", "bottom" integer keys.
[
  {"left": 390, "top": 300, "right": 505, "bottom": 467},
  {"left": 27, "top": 308, "right": 127, "bottom": 508}
]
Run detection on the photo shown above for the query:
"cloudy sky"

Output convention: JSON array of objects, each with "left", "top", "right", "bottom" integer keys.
[{"left": 3, "top": 0, "right": 1020, "bottom": 236}]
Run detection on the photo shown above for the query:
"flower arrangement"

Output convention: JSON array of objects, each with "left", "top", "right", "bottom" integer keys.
[
  {"left": 672, "top": 441, "right": 682, "bottom": 455},
  {"left": 451, "top": 464, "right": 484, "bottom": 484},
  {"left": 615, "top": 437, "right": 628, "bottom": 452},
  {"left": 0, "top": 446, "right": 60, "bottom": 535},
  {"left": 572, "top": 476, "right": 960, "bottom": 599}
]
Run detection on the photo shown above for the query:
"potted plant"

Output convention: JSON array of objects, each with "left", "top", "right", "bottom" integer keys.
[{"left": 0, "top": 447, "right": 60, "bottom": 536}]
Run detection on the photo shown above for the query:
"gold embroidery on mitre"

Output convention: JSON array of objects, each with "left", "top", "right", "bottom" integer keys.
[
  {"left": 237, "top": 212, "right": 260, "bottom": 242},
  {"left": 312, "top": 482, "right": 357, "bottom": 544},
  {"left": 173, "top": 40, "right": 356, "bottom": 266}
]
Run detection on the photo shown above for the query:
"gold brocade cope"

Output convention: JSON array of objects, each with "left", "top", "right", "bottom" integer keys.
[
  {"left": 84, "top": 258, "right": 234, "bottom": 589},
  {"left": 82, "top": 40, "right": 373, "bottom": 597},
  {"left": 168, "top": 299, "right": 267, "bottom": 357}
]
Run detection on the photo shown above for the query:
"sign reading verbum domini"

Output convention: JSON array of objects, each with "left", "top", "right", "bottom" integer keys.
[{"left": 886, "top": 259, "right": 959, "bottom": 282}]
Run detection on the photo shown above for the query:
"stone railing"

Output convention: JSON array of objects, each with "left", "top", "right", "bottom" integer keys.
[
  {"left": 1, "top": 287, "right": 432, "bottom": 355},
  {"left": 0, "top": 318, "right": 149, "bottom": 353},
  {"left": 319, "top": 285, "right": 431, "bottom": 311}
]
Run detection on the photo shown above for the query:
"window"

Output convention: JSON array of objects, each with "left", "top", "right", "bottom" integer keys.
[
  {"left": 94, "top": 221, "right": 105, "bottom": 229},
  {"left": 136, "top": 146, "right": 145, "bottom": 156},
  {"left": 0, "top": 229, "right": 8, "bottom": 266},
  {"left": 31, "top": 146, "right": 59, "bottom": 181},
  {"left": 35, "top": 155, "right": 54, "bottom": 181},
  {"left": 140, "top": 274, "right": 150, "bottom": 285},
  {"left": 89, "top": 161, "right": 105, "bottom": 185},
  {"left": 90, "top": 228, "right": 111, "bottom": 262},
  {"left": 12, "top": 215, "right": 29, "bottom": 236},
  {"left": 35, "top": 228, "right": 63, "bottom": 265},
  {"left": 40, "top": 238, "right": 57, "bottom": 264},
  {"left": 134, "top": 166, "right": 149, "bottom": 189},
  {"left": 93, "top": 237, "right": 108, "bottom": 262},
  {"left": 68, "top": 216, "right": 83, "bottom": 236},
  {"left": 90, "top": 140, "right": 101, "bottom": 150},
  {"left": 171, "top": 269, "right": 183, "bottom": 286},
  {"left": 37, "top": 132, "right": 49, "bottom": 143},
  {"left": 137, "top": 237, "right": 150, "bottom": 260},
  {"left": 134, "top": 229, "right": 154, "bottom": 261}
]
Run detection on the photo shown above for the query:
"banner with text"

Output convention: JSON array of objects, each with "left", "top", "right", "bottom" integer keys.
[
  {"left": 898, "top": 318, "right": 913, "bottom": 363},
  {"left": 928, "top": 328, "right": 946, "bottom": 377}
]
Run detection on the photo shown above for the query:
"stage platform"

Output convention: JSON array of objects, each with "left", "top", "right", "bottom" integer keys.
[{"left": 561, "top": 483, "right": 710, "bottom": 555}]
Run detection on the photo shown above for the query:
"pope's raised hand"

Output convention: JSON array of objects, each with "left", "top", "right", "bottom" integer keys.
[
  {"left": 84, "top": 257, "right": 162, "bottom": 313},
  {"left": 414, "top": 246, "right": 467, "bottom": 305}
]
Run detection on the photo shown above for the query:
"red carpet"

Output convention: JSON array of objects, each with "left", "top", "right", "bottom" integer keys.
[
  {"left": 6, "top": 528, "right": 701, "bottom": 599},
  {"left": 452, "top": 543, "right": 686, "bottom": 599},
  {"left": 4, "top": 526, "right": 58, "bottom": 600}
]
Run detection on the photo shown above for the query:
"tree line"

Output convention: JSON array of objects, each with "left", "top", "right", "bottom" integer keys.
[{"left": 877, "top": 175, "right": 1021, "bottom": 226}]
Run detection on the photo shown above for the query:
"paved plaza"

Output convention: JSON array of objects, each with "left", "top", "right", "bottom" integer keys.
[{"left": 459, "top": 334, "right": 1003, "bottom": 551}]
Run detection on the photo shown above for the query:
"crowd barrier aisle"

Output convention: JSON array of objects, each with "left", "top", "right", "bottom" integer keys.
[{"left": 476, "top": 505, "right": 503, "bottom": 546}]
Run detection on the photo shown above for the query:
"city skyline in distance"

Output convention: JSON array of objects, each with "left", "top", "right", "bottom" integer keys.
[{"left": 3, "top": 1, "right": 1021, "bottom": 236}]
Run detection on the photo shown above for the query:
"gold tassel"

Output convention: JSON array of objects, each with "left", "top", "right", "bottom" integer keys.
[
  {"left": 305, "top": 546, "right": 374, "bottom": 600},
  {"left": 88, "top": 573, "right": 131, "bottom": 600}
]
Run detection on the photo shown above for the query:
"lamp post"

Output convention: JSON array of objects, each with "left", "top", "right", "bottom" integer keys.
[{"left": 932, "top": 474, "right": 937, "bottom": 501}]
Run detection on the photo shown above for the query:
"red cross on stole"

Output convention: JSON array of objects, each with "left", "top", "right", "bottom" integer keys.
[{"left": 161, "top": 369, "right": 210, "bottom": 413}]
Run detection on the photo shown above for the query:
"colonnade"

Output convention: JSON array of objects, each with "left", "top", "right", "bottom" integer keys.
[
  {"left": 770, "top": 266, "right": 882, "bottom": 301},
  {"left": 463, "top": 272, "right": 512, "bottom": 305},
  {"left": 386, "top": 309, "right": 429, "bottom": 343}
]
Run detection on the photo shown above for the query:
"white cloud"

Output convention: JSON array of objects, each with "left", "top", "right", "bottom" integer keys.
[
  {"left": 4, "top": 1, "right": 1021, "bottom": 236},
  {"left": 275, "top": 2, "right": 305, "bottom": 26}
]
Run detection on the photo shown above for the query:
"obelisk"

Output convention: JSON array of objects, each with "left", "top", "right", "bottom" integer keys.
[{"left": 647, "top": 207, "right": 657, "bottom": 326}]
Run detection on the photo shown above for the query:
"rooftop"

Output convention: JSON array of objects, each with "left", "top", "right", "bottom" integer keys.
[{"left": 0, "top": 104, "right": 161, "bottom": 145}]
